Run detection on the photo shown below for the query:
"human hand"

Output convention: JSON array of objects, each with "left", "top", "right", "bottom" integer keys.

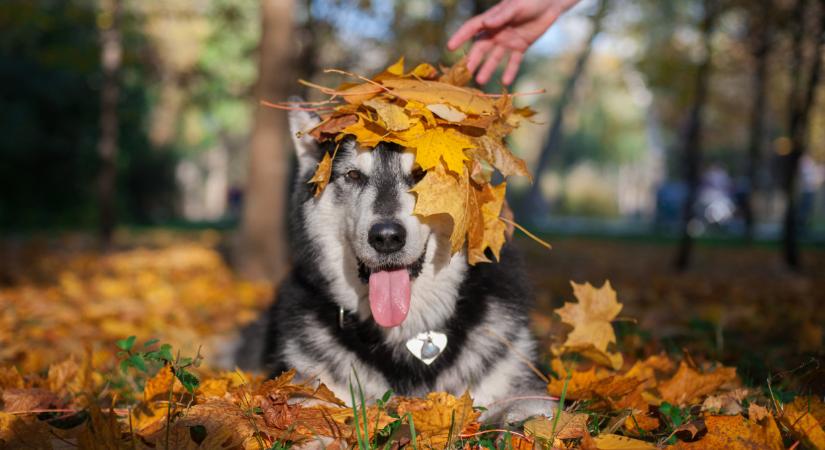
[{"left": 447, "top": 0, "right": 581, "bottom": 85}]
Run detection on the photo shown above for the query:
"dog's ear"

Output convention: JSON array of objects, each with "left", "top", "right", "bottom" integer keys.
[{"left": 288, "top": 99, "right": 323, "bottom": 172}]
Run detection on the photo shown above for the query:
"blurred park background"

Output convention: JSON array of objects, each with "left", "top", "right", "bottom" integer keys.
[{"left": 1, "top": 0, "right": 824, "bottom": 387}]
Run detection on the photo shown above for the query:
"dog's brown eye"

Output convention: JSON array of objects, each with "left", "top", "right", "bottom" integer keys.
[
  {"left": 411, "top": 168, "right": 426, "bottom": 183},
  {"left": 346, "top": 170, "right": 363, "bottom": 181}
]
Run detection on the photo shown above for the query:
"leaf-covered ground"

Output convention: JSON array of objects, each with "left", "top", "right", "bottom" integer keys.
[{"left": 1, "top": 231, "right": 824, "bottom": 449}]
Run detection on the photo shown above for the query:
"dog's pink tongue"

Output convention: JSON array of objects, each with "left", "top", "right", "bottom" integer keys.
[{"left": 368, "top": 269, "right": 411, "bottom": 328}]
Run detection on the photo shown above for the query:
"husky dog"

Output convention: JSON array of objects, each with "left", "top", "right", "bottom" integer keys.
[{"left": 258, "top": 107, "right": 553, "bottom": 421}]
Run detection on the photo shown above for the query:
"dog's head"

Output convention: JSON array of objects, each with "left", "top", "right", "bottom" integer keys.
[{"left": 289, "top": 108, "right": 466, "bottom": 331}]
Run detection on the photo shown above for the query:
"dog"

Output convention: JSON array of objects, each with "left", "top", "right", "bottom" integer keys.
[{"left": 255, "top": 106, "right": 553, "bottom": 422}]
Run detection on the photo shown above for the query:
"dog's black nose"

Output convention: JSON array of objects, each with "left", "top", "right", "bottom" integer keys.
[{"left": 368, "top": 221, "right": 406, "bottom": 254}]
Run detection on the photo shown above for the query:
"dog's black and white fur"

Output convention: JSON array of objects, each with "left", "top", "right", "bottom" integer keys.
[{"left": 256, "top": 108, "right": 552, "bottom": 421}]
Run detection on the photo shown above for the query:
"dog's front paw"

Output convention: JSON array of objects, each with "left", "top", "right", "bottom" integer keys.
[
  {"left": 502, "top": 399, "right": 558, "bottom": 424},
  {"left": 479, "top": 397, "right": 557, "bottom": 424}
]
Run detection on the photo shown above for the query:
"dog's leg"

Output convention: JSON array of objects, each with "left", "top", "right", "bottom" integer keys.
[{"left": 471, "top": 329, "right": 557, "bottom": 423}]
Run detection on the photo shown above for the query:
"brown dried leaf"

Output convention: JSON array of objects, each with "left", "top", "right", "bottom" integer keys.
[
  {"left": 524, "top": 413, "right": 589, "bottom": 446},
  {"left": 0, "top": 411, "right": 54, "bottom": 449},
  {"left": 701, "top": 388, "right": 748, "bottom": 415},
  {"left": 310, "top": 114, "right": 359, "bottom": 140},
  {"left": 438, "top": 57, "right": 472, "bottom": 86},
  {"left": 748, "top": 403, "right": 770, "bottom": 422},
  {"left": 173, "top": 399, "right": 256, "bottom": 447},
  {"left": 673, "top": 419, "right": 706, "bottom": 441},
  {"left": 2, "top": 388, "right": 61, "bottom": 412},
  {"left": 466, "top": 135, "right": 531, "bottom": 180},
  {"left": 658, "top": 362, "right": 738, "bottom": 406}
]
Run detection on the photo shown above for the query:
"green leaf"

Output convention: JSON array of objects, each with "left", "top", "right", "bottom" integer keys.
[
  {"left": 175, "top": 368, "right": 200, "bottom": 393},
  {"left": 143, "top": 338, "right": 160, "bottom": 348},
  {"left": 159, "top": 344, "right": 174, "bottom": 362},
  {"left": 128, "top": 353, "right": 148, "bottom": 373},
  {"left": 116, "top": 336, "right": 136, "bottom": 352},
  {"left": 381, "top": 389, "right": 393, "bottom": 404}
]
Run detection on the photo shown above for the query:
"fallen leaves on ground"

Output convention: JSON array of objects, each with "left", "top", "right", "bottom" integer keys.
[
  {"left": 2, "top": 236, "right": 824, "bottom": 449},
  {"left": 0, "top": 234, "right": 272, "bottom": 373}
]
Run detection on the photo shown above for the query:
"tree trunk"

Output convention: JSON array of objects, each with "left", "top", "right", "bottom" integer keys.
[
  {"left": 97, "top": 0, "right": 122, "bottom": 247},
  {"left": 523, "top": 0, "right": 609, "bottom": 220},
  {"left": 742, "top": 0, "right": 771, "bottom": 243},
  {"left": 238, "top": 0, "right": 295, "bottom": 283},
  {"left": 674, "top": 0, "right": 718, "bottom": 271},
  {"left": 782, "top": 0, "right": 824, "bottom": 269},
  {"left": 296, "top": 0, "right": 317, "bottom": 97}
]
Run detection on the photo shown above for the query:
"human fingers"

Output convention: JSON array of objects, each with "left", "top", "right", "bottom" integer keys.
[
  {"left": 466, "top": 38, "right": 493, "bottom": 74},
  {"left": 447, "top": 15, "right": 485, "bottom": 50},
  {"left": 501, "top": 51, "right": 523, "bottom": 85},
  {"left": 475, "top": 45, "right": 507, "bottom": 84}
]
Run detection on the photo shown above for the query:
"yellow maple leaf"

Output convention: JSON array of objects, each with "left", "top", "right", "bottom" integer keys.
[
  {"left": 364, "top": 98, "right": 410, "bottom": 131},
  {"left": 555, "top": 281, "right": 624, "bottom": 369},
  {"left": 341, "top": 116, "right": 387, "bottom": 147},
  {"left": 396, "top": 391, "right": 480, "bottom": 448},
  {"left": 407, "top": 127, "right": 471, "bottom": 175},
  {"left": 409, "top": 162, "right": 471, "bottom": 253}
]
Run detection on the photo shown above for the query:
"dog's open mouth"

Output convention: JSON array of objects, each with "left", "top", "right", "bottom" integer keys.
[{"left": 356, "top": 249, "right": 426, "bottom": 329}]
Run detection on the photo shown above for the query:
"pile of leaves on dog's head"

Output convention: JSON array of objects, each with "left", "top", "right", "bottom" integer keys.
[{"left": 282, "top": 57, "right": 538, "bottom": 265}]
